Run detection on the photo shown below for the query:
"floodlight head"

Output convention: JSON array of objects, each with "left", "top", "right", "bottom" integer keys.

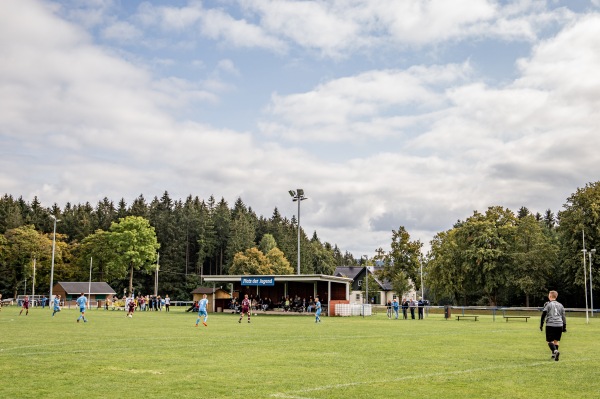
[
  {"left": 49, "top": 214, "right": 56, "bottom": 220},
  {"left": 297, "top": 188, "right": 304, "bottom": 196},
  {"left": 592, "top": 249, "right": 597, "bottom": 254},
  {"left": 289, "top": 190, "right": 296, "bottom": 197}
]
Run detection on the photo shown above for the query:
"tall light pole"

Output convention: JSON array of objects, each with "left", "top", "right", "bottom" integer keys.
[
  {"left": 49, "top": 214, "right": 60, "bottom": 306},
  {"left": 420, "top": 261, "right": 424, "bottom": 302},
  {"left": 289, "top": 189, "right": 307, "bottom": 275},
  {"left": 589, "top": 248, "right": 596, "bottom": 317},
  {"left": 154, "top": 253, "right": 160, "bottom": 297},
  {"left": 583, "top": 249, "right": 589, "bottom": 324},
  {"left": 363, "top": 255, "right": 368, "bottom": 306}
]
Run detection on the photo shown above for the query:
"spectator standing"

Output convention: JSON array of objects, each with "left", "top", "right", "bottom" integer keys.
[
  {"left": 418, "top": 298, "right": 424, "bottom": 319},
  {"left": 402, "top": 298, "right": 408, "bottom": 319},
  {"left": 165, "top": 295, "right": 171, "bottom": 312},
  {"left": 540, "top": 290, "right": 567, "bottom": 361},
  {"left": 409, "top": 298, "right": 416, "bottom": 319}
]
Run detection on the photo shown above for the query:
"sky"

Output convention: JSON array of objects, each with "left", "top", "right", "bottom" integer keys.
[{"left": 1, "top": 0, "right": 600, "bottom": 258}]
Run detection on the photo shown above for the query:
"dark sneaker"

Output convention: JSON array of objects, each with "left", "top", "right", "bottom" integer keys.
[{"left": 554, "top": 350, "right": 560, "bottom": 361}]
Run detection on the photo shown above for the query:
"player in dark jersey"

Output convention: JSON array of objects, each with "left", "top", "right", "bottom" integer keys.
[
  {"left": 19, "top": 296, "right": 30, "bottom": 316},
  {"left": 238, "top": 294, "right": 251, "bottom": 323},
  {"left": 540, "top": 290, "right": 566, "bottom": 361}
]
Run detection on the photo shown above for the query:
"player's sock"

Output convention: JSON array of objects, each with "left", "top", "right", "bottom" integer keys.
[
  {"left": 548, "top": 342, "right": 556, "bottom": 353},
  {"left": 196, "top": 318, "right": 200, "bottom": 325}
]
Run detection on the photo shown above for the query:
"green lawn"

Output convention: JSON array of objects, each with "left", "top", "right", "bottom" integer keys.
[{"left": 1, "top": 306, "right": 599, "bottom": 398}]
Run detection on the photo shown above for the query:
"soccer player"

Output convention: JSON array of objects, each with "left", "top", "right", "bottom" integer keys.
[
  {"left": 540, "top": 290, "right": 566, "bottom": 361},
  {"left": 126, "top": 297, "right": 136, "bottom": 318},
  {"left": 19, "top": 295, "right": 30, "bottom": 316},
  {"left": 392, "top": 298, "right": 400, "bottom": 319},
  {"left": 52, "top": 295, "right": 61, "bottom": 316},
  {"left": 76, "top": 293, "right": 88, "bottom": 323},
  {"left": 315, "top": 296, "right": 322, "bottom": 323},
  {"left": 196, "top": 294, "right": 209, "bottom": 327},
  {"left": 238, "top": 294, "right": 251, "bottom": 323}
]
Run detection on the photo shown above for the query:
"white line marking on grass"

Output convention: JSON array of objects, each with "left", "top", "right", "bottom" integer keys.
[{"left": 269, "top": 359, "right": 590, "bottom": 398}]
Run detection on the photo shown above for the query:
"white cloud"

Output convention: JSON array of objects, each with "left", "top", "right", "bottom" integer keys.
[
  {"left": 2, "top": 0, "right": 600, "bottom": 258},
  {"left": 261, "top": 63, "right": 472, "bottom": 141},
  {"left": 135, "top": 2, "right": 286, "bottom": 52},
  {"left": 102, "top": 20, "right": 143, "bottom": 43}
]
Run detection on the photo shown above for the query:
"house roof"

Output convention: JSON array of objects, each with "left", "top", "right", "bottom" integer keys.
[
  {"left": 334, "top": 267, "right": 364, "bottom": 280},
  {"left": 334, "top": 266, "right": 393, "bottom": 291},
  {"left": 55, "top": 282, "right": 116, "bottom": 295}
]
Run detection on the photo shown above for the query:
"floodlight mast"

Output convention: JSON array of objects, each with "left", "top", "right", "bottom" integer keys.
[
  {"left": 49, "top": 214, "right": 60, "bottom": 307},
  {"left": 590, "top": 248, "right": 596, "bottom": 317},
  {"left": 289, "top": 189, "right": 307, "bottom": 275}
]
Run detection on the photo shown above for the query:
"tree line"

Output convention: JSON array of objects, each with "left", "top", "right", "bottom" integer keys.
[
  {"left": 382, "top": 182, "right": 600, "bottom": 308},
  {"left": 1, "top": 181, "right": 598, "bottom": 306},
  {"left": 0, "top": 192, "right": 356, "bottom": 300}
]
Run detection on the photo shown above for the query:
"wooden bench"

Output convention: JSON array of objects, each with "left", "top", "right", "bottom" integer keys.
[
  {"left": 503, "top": 316, "right": 530, "bottom": 322},
  {"left": 456, "top": 315, "right": 479, "bottom": 321}
]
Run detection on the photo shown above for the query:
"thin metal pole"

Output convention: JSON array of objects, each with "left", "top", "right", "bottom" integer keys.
[
  {"left": 88, "top": 257, "right": 93, "bottom": 309},
  {"left": 49, "top": 216, "right": 58, "bottom": 305},
  {"left": 583, "top": 230, "right": 589, "bottom": 324},
  {"left": 32, "top": 258, "right": 36, "bottom": 306},
  {"left": 590, "top": 250, "right": 595, "bottom": 317},
  {"left": 154, "top": 253, "right": 160, "bottom": 297},
  {"left": 297, "top": 198, "right": 301, "bottom": 275}
]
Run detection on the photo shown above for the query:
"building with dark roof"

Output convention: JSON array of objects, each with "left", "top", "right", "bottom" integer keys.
[
  {"left": 334, "top": 266, "right": 416, "bottom": 304},
  {"left": 52, "top": 282, "right": 116, "bottom": 305}
]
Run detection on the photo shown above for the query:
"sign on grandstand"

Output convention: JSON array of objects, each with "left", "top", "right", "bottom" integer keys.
[{"left": 241, "top": 277, "right": 275, "bottom": 286}]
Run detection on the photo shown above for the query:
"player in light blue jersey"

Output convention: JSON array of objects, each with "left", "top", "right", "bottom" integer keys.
[
  {"left": 52, "top": 295, "right": 61, "bottom": 316},
  {"left": 315, "top": 296, "right": 321, "bottom": 323},
  {"left": 392, "top": 298, "right": 400, "bottom": 319},
  {"left": 76, "top": 293, "right": 88, "bottom": 323},
  {"left": 196, "top": 294, "right": 209, "bottom": 327}
]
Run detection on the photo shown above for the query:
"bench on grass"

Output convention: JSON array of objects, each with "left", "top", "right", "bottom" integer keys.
[
  {"left": 456, "top": 315, "right": 479, "bottom": 321},
  {"left": 503, "top": 316, "right": 530, "bottom": 322}
]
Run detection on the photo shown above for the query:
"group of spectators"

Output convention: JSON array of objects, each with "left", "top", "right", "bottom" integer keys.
[
  {"left": 387, "top": 297, "right": 429, "bottom": 319},
  {"left": 226, "top": 294, "right": 319, "bottom": 313},
  {"left": 105, "top": 294, "right": 171, "bottom": 312}
]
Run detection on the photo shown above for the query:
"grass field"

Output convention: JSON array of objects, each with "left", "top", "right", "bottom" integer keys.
[{"left": 1, "top": 306, "right": 599, "bottom": 399}]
